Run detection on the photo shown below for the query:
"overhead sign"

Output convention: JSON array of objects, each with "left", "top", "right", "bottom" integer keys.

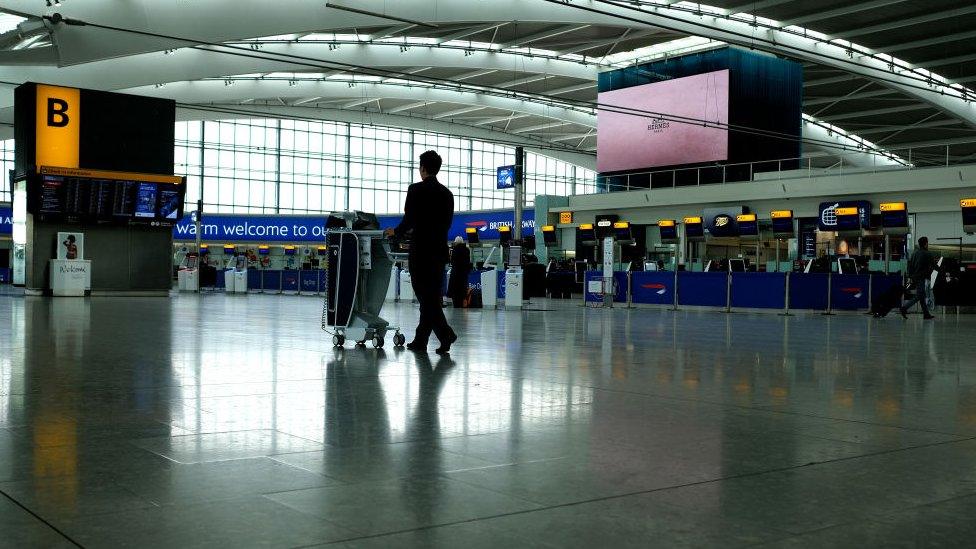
[
  {"left": 881, "top": 201, "right": 909, "bottom": 234},
  {"left": 173, "top": 209, "right": 536, "bottom": 242},
  {"left": 35, "top": 84, "right": 81, "bottom": 169},
  {"left": 737, "top": 213, "right": 759, "bottom": 237},
  {"left": 703, "top": 206, "right": 747, "bottom": 237},
  {"left": 658, "top": 219, "right": 678, "bottom": 241},
  {"left": 559, "top": 211, "right": 573, "bottom": 225},
  {"left": 818, "top": 200, "right": 871, "bottom": 231}
]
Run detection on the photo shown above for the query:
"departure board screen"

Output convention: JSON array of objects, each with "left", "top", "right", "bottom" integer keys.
[{"left": 29, "top": 168, "right": 185, "bottom": 225}]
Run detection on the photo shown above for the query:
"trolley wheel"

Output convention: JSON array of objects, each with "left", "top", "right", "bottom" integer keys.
[
  {"left": 393, "top": 333, "right": 406, "bottom": 347},
  {"left": 371, "top": 337, "right": 384, "bottom": 348},
  {"left": 332, "top": 334, "right": 345, "bottom": 347}
]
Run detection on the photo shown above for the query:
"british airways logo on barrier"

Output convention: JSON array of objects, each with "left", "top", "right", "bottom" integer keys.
[
  {"left": 641, "top": 283, "right": 668, "bottom": 295},
  {"left": 841, "top": 287, "right": 864, "bottom": 299}
]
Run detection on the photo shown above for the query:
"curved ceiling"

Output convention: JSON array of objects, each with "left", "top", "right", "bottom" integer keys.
[{"left": 0, "top": 0, "right": 974, "bottom": 168}]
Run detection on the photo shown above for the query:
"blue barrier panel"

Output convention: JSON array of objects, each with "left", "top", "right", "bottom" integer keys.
[
  {"left": 262, "top": 270, "right": 282, "bottom": 293},
  {"left": 631, "top": 271, "right": 675, "bottom": 305},
  {"left": 0, "top": 268, "right": 10, "bottom": 283},
  {"left": 584, "top": 271, "right": 628, "bottom": 303},
  {"left": 498, "top": 270, "right": 506, "bottom": 299},
  {"left": 731, "top": 272, "right": 786, "bottom": 309},
  {"left": 247, "top": 270, "right": 261, "bottom": 290},
  {"left": 282, "top": 271, "right": 300, "bottom": 292},
  {"left": 678, "top": 272, "right": 728, "bottom": 307},
  {"left": 832, "top": 274, "right": 871, "bottom": 310},
  {"left": 789, "top": 273, "right": 829, "bottom": 310},
  {"left": 215, "top": 269, "right": 228, "bottom": 289},
  {"left": 300, "top": 270, "right": 319, "bottom": 293}
]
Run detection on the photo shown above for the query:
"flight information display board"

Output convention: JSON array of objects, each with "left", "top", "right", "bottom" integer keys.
[
  {"left": 684, "top": 217, "right": 704, "bottom": 239},
  {"left": 963, "top": 198, "right": 976, "bottom": 234},
  {"left": 28, "top": 167, "right": 185, "bottom": 225}
]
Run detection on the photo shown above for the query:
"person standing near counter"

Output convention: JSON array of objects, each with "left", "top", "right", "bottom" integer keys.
[
  {"left": 385, "top": 150, "right": 458, "bottom": 354},
  {"left": 901, "top": 236, "right": 937, "bottom": 320},
  {"left": 448, "top": 236, "right": 472, "bottom": 308}
]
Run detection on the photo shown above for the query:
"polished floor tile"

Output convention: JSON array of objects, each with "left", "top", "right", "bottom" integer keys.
[{"left": 3, "top": 293, "right": 976, "bottom": 547}]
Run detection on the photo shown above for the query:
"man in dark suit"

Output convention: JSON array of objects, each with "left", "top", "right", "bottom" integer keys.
[{"left": 386, "top": 150, "right": 457, "bottom": 354}]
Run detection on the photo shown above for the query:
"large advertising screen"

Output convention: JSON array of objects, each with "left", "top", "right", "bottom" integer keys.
[{"left": 597, "top": 69, "right": 730, "bottom": 173}]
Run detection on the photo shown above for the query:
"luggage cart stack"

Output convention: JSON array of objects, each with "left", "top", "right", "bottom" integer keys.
[{"left": 322, "top": 218, "right": 406, "bottom": 348}]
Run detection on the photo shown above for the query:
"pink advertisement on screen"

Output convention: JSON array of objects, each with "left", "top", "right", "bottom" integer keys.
[{"left": 597, "top": 69, "right": 729, "bottom": 173}]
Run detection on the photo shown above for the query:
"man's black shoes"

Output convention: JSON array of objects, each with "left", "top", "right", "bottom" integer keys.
[
  {"left": 406, "top": 341, "right": 427, "bottom": 352},
  {"left": 436, "top": 333, "right": 458, "bottom": 355}
]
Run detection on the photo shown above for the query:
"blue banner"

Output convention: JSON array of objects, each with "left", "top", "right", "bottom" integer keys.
[
  {"left": 0, "top": 206, "right": 11, "bottom": 235},
  {"left": 174, "top": 209, "right": 534, "bottom": 242}
]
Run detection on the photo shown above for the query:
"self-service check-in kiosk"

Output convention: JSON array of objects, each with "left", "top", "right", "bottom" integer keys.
[
  {"left": 504, "top": 245, "right": 524, "bottom": 308},
  {"left": 178, "top": 252, "right": 200, "bottom": 291},
  {"left": 224, "top": 249, "right": 248, "bottom": 294}
]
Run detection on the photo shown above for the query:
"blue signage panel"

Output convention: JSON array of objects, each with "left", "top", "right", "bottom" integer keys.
[
  {"left": 174, "top": 209, "right": 535, "bottom": 242},
  {"left": 0, "top": 206, "right": 11, "bottom": 235},
  {"left": 818, "top": 201, "right": 872, "bottom": 231}
]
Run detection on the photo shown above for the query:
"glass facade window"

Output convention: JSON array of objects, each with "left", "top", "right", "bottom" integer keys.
[{"left": 1, "top": 120, "right": 596, "bottom": 212}]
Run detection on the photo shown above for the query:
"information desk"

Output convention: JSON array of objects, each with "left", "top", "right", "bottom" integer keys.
[
  {"left": 631, "top": 271, "right": 675, "bottom": 305},
  {"left": 584, "top": 271, "right": 628, "bottom": 303}
]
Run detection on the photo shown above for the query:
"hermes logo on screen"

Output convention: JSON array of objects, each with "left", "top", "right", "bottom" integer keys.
[{"left": 647, "top": 118, "right": 670, "bottom": 133}]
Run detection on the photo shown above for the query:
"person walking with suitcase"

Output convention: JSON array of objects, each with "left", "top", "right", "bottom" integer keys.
[
  {"left": 385, "top": 150, "right": 458, "bottom": 354},
  {"left": 901, "top": 236, "right": 938, "bottom": 320}
]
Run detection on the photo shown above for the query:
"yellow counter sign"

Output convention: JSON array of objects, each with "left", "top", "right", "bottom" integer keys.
[
  {"left": 961, "top": 199, "right": 976, "bottom": 208},
  {"left": 683, "top": 216, "right": 702, "bottom": 224},
  {"left": 559, "top": 211, "right": 573, "bottom": 224},
  {"left": 658, "top": 220, "right": 675, "bottom": 227},
  {"left": 880, "top": 202, "right": 906, "bottom": 212},
  {"left": 36, "top": 84, "right": 81, "bottom": 169},
  {"left": 835, "top": 207, "right": 859, "bottom": 216},
  {"left": 736, "top": 214, "right": 757, "bottom": 222},
  {"left": 613, "top": 221, "right": 630, "bottom": 229},
  {"left": 770, "top": 210, "right": 793, "bottom": 219},
  {"left": 541, "top": 225, "right": 555, "bottom": 232}
]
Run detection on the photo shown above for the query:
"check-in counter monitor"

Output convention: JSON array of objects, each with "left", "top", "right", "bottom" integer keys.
[
  {"left": 728, "top": 259, "right": 746, "bottom": 272},
  {"left": 880, "top": 202, "right": 909, "bottom": 235},
  {"left": 736, "top": 214, "right": 759, "bottom": 239},
  {"left": 659, "top": 220, "right": 678, "bottom": 243},
  {"left": 578, "top": 223, "right": 596, "bottom": 245},
  {"left": 835, "top": 206, "right": 862, "bottom": 235},
  {"left": 684, "top": 217, "right": 704, "bottom": 239},
  {"left": 838, "top": 257, "right": 858, "bottom": 274},
  {"left": 962, "top": 199, "right": 976, "bottom": 234},
  {"left": 258, "top": 245, "right": 270, "bottom": 256},
  {"left": 542, "top": 225, "right": 558, "bottom": 246},
  {"left": 465, "top": 226, "right": 480, "bottom": 244},
  {"left": 613, "top": 221, "right": 634, "bottom": 244},
  {"left": 498, "top": 225, "right": 512, "bottom": 246},
  {"left": 771, "top": 210, "right": 794, "bottom": 237}
]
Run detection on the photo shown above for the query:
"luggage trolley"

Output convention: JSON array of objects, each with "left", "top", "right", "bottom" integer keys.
[{"left": 322, "top": 213, "right": 406, "bottom": 348}]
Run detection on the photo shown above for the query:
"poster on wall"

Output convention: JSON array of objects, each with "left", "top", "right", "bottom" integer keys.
[{"left": 57, "top": 232, "right": 84, "bottom": 260}]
